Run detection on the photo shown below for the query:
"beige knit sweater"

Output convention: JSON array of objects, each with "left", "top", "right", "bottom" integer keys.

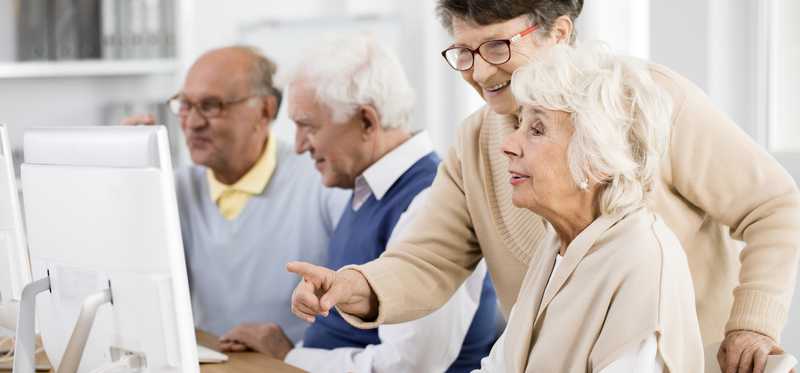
[{"left": 341, "top": 63, "right": 800, "bottom": 345}]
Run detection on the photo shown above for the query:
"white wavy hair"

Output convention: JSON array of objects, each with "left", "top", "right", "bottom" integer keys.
[
  {"left": 287, "top": 34, "right": 415, "bottom": 130},
  {"left": 511, "top": 42, "right": 672, "bottom": 216}
]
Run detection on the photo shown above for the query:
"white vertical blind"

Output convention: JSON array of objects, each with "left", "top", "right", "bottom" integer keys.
[
  {"left": 770, "top": 0, "right": 800, "bottom": 152},
  {"left": 576, "top": 0, "right": 650, "bottom": 59}
]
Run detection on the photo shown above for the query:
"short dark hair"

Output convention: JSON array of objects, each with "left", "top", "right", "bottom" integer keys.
[{"left": 436, "top": 0, "right": 583, "bottom": 43}]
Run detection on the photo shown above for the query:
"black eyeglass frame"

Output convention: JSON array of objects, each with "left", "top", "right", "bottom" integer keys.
[{"left": 165, "top": 94, "right": 259, "bottom": 119}]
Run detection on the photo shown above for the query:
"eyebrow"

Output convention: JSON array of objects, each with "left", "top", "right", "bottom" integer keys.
[
  {"left": 453, "top": 31, "right": 507, "bottom": 49},
  {"left": 531, "top": 107, "right": 548, "bottom": 118}
]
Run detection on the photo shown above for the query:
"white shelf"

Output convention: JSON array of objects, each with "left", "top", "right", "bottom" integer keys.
[{"left": 0, "top": 59, "right": 179, "bottom": 79}]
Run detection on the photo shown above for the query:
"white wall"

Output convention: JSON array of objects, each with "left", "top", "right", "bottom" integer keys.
[
  {"left": 650, "top": 0, "right": 711, "bottom": 93},
  {"left": 0, "top": 75, "right": 177, "bottom": 147}
]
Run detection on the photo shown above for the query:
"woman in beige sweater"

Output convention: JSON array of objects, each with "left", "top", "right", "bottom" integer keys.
[
  {"left": 288, "top": 1, "right": 800, "bottom": 372},
  {"left": 473, "top": 42, "right": 703, "bottom": 373}
]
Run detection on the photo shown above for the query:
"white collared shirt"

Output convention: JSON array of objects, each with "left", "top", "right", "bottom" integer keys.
[
  {"left": 351, "top": 131, "right": 435, "bottom": 211},
  {"left": 285, "top": 131, "right": 489, "bottom": 373}
]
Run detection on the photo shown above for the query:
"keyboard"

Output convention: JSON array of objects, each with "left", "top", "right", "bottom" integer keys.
[{"left": 197, "top": 344, "right": 228, "bottom": 364}]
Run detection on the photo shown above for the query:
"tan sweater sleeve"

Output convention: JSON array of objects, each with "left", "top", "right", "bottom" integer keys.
[
  {"left": 659, "top": 67, "right": 800, "bottom": 340},
  {"left": 338, "top": 115, "right": 485, "bottom": 329}
]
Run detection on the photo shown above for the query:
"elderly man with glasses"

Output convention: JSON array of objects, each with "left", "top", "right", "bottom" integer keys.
[{"left": 123, "top": 46, "right": 348, "bottom": 348}]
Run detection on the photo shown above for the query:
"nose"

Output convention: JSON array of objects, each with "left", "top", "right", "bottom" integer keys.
[
  {"left": 294, "top": 126, "right": 311, "bottom": 154},
  {"left": 471, "top": 54, "right": 497, "bottom": 86},
  {"left": 502, "top": 130, "right": 522, "bottom": 160},
  {"left": 183, "top": 107, "right": 207, "bottom": 130}
]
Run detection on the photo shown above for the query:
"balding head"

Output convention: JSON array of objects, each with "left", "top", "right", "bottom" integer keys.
[
  {"left": 186, "top": 46, "right": 282, "bottom": 118},
  {"left": 177, "top": 46, "right": 282, "bottom": 184}
]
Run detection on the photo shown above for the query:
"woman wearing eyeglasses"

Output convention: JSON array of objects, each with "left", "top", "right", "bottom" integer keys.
[{"left": 289, "top": 1, "right": 800, "bottom": 372}]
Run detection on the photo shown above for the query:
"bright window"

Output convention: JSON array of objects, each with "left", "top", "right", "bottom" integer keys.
[{"left": 768, "top": 0, "right": 800, "bottom": 151}]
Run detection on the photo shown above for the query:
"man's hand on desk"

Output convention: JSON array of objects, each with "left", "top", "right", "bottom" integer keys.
[{"left": 218, "top": 323, "right": 294, "bottom": 361}]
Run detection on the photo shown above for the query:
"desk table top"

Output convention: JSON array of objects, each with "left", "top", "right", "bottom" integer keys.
[{"left": 0, "top": 330, "right": 306, "bottom": 373}]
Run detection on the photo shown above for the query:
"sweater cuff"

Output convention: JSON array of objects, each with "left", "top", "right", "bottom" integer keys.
[
  {"left": 336, "top": 263, "right": 391, "bottom": 330},
  {"left": 725, "top": 289, "right": 789, "bottom": 342}
]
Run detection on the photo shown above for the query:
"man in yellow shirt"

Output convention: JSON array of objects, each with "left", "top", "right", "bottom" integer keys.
[{"left": 124, "top": 46, "right": 348, "bottom": 345}]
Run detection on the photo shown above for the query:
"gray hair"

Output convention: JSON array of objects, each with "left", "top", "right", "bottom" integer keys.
[
  {"left": 287, "top": 35, "right": 415, "bottom": 130},
  {"left": 436, "top": 0, "right": 583, "bottom": 44},
  {"left": 511, "top": 42, "right": 672, "bottom": 216},
  {"left": 230, "top": 45, "right": 283, "bottom": 119}
]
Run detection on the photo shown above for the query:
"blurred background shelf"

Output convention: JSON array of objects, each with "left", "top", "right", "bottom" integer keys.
[{"left": 0, "top": 59, "right": 179, "bottom": 79}]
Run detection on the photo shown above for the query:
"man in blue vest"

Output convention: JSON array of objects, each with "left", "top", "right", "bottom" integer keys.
[{"left": 219, "top": 35, "right": 498, "bottom": 372}]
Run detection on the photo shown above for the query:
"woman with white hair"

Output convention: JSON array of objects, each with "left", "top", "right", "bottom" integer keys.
[{"left": 476, "top": 44, "right": 704, "bottom": 372}]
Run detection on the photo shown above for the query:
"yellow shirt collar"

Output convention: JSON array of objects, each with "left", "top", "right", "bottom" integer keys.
[{"left": 207, "top": 133, "right": 277, "bottom": 203}]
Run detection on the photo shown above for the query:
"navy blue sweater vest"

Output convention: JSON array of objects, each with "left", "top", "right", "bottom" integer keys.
[{"left": 302, "top": 152, "right": 497, "bottom": 372}]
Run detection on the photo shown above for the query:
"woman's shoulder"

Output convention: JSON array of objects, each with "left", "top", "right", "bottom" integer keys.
[{"left": 598, "top": 209, "right": 686, "bottom": 274}]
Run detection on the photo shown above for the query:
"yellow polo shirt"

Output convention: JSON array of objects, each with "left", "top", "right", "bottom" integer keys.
[{"left": 207, "top": 134, "right": 277, "bottom": 220}]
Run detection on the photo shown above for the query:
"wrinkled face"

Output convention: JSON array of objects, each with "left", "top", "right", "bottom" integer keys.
[
  {"left": 179, "top": 56, "right": 266, "bottom": 172},
  {"left": 289, "top": 82, "right": 370, "bottom": 189},
  {"left": 502, "top": 105, "right": 578, "bottom": 214},
  {"left": 451, "top": 15, "right": 545, "bottom": 115}
]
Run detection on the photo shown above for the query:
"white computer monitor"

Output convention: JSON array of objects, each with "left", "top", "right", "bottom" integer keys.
[
  {"left": 0, "top": 124, "right": 32, "bottom": 331},
  {"left": 17, "top": 126, "right": 198, "bottom": 373}
]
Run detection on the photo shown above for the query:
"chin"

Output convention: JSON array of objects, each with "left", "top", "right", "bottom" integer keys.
[
  {"left": 321, "top": 174, "right": 349, "bottom": 189},
  {"left": 189, "top": 153, "right": 210, "bottom": 167},
  {"left": 510, "top": 194, "right": 526, "bottom": 208},
  {"left": 321, "top": 175, "right": 338, "bottom": 188}
]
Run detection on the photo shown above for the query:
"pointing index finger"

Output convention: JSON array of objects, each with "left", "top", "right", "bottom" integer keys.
[{"left": 287, "top": 261, "right": 333, "bottom": 288}]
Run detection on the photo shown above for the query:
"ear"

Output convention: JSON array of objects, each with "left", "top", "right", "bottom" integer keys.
[
  {"left": 551, "top": 15, "right": 574, "bottom": 44},
  {"left": 358, "top": 105, "right": 381, "bottom": 138},
  {"left": 261, "top": 95, "right": 278, "bottom": 121}
]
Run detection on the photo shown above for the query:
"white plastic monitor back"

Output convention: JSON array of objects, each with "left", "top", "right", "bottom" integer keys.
[
  {"left": 0, "top": 124, "right": 32, "bottom": 309},
  {"left": 21, "top": 126, "right": 198, "bottom": 373}
]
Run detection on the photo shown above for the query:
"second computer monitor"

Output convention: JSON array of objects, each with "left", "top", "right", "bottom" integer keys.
[
  {"left": 21, "top": 126, "right": 198, "bottom": 373},
  {"left": 0, "top": 124, "right": 32, "bottom": 330}
]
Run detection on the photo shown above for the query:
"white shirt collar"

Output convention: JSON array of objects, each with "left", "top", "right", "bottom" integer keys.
[{"left": 352, "top": 131, "right": 434, "bottom": 210}]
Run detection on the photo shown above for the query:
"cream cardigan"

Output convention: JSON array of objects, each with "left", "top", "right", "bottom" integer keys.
[
  {"left": 475, "top": 209, "right": 703, "bottom": 373},
  {"left": 340, "top": 63, "right": 800, "bottom": 345}
]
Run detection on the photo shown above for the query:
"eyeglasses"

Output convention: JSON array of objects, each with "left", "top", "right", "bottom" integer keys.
[
  {"left": 166, "top": 94, "right": 257, "bottom": 119},
  {"left": 441, "top": 25, "right": 538, "bottom": 71}
]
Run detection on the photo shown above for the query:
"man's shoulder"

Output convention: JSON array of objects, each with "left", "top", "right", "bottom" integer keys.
[{"left": 173, "top": 164, "right": 204, "bottom": 189}]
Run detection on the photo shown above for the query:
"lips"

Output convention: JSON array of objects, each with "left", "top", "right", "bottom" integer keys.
[
  {"left": 509, "top": 171, "right": 530, "bottom": 186},
  {"left": 187, "top": 136, "right": 212, "bottom": 148},
  {"left": 484, "top": 80, "right": 510, "bottom": 93}
]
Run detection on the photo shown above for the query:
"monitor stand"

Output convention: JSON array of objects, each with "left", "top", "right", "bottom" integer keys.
[{"left": 13, "top": 276, "right": 114, "bottom": 373}]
